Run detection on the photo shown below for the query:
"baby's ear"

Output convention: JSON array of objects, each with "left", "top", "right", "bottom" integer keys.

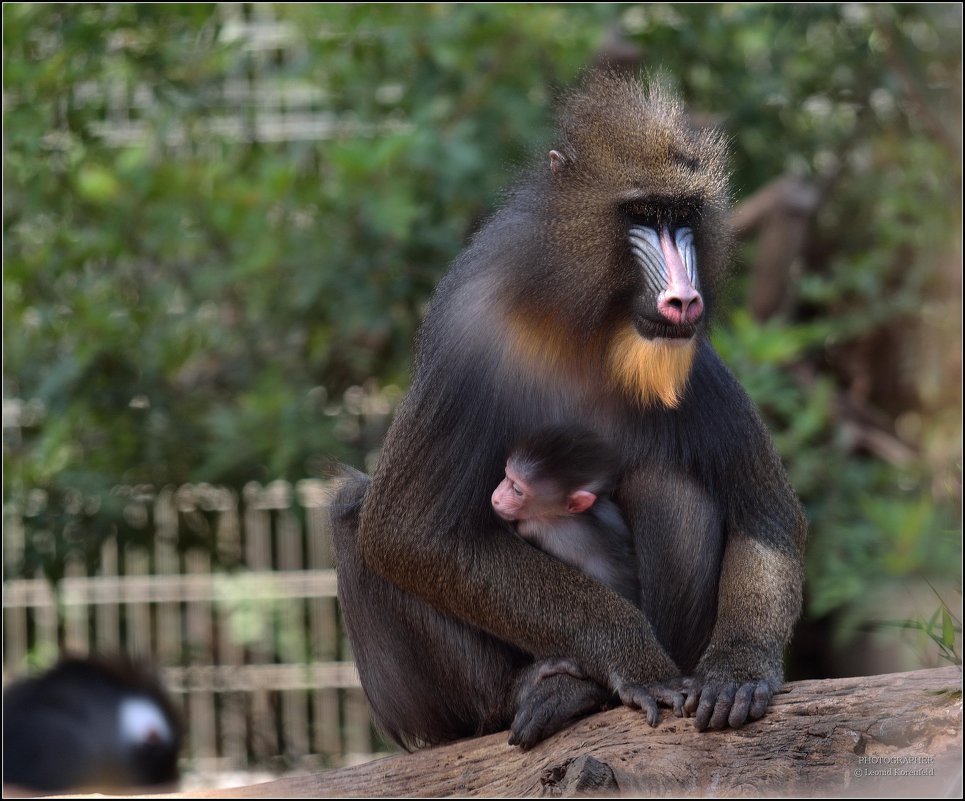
[{"left": 566, "top": 490, "right": 596, "bottom": 514}]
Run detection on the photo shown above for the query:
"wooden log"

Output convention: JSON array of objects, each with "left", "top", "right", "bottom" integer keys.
[{"left": 161, "top": 666, "right": 961, "bottom": 799}]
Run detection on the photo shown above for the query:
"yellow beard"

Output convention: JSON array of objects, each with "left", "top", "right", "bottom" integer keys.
[
  {"left": 606, "top": 324, "right": 696, "bottom": 408},
  {"left": 504, "top": 313, "right": 695, "bottom": 409}
]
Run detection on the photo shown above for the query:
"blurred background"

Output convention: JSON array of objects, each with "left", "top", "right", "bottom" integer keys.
[{"left": 3, "top": 1, "right": 962, "bottom": 788}]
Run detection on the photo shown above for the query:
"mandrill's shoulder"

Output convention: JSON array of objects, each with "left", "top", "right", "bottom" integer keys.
[
  {"left": 672, "top": 341, "right": 778, "bottom": 454},
  {"left": 683, "top": 341, "right": 756, "bottom": 412}
]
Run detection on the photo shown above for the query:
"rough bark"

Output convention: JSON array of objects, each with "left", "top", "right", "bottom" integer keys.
[{"left": 88, "top": 667, "right": 965, "bottom": 798}]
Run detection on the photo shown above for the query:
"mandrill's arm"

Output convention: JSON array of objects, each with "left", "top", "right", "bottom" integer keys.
[
  {"left": 686, "top": 533, "right": 803, "bottom": 730},
  {"left": 686, "top": 387, "right": 807, "bottom": 731},
  {"left": 356, "top": 358, "right": 682, "bottom": 714}
]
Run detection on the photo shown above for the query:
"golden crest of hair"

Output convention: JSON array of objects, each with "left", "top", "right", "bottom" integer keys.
[{"left": 555, "top": 71, "right": 730, "bottom": 206}]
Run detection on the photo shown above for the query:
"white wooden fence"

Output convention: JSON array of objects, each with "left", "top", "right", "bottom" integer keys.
[
  {"left": 2, "top": 479, "right": 380, "bottom": 775},
  {"left": 3, "top": 3, "right": 398, "bottom": 778},
  {"left": 79, "top": 3, "right": 395, "bottom": 149}
]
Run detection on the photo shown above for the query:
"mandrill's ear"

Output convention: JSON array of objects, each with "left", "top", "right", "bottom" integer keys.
[
  {"left": 548, "top": 149, "right": 571, "bottom": 175},
  {"left": 566, "top": 490, "right": 597, "bottom": 514}
]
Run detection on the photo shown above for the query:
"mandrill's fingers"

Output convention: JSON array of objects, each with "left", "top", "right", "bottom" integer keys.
[
  {"left": 618, "top": 685, "right": 659, "bottom": 727},
  {"left": 693, "top": 686, "right": 717, "bottom": 731},
  {"left": 648, "top": 685, "right": 686, "bottom": 718},
  {"left": 669, "top": 677, "right": 694, "bottom": 715},
  {"left": 728, "top": 682, "right": 756, "bottom": 728},
  {"left": 706, "top": 682, "right": 737, "bottom": 730},
  {"left": 643, "top": 682, "right": 684, "bottom": 718},
  {"left": 683, "top": 686, "right": 701, "bottom": 717},
  {"left": 616, "top": 683, "right": 684, "bottom": 727},
  {"left": 685, "top": 679, "right": 775, "bottom": 730},
  {"left": 749, "top": 681, "right": 774, "bottom": 721},
  {"left": 692, "top": 683, "right": 735, "bottom": 731}
]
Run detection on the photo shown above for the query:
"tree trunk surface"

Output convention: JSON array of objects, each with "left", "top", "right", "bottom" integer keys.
[{"left": 121, "top": 667, "right": 965, "bottom": 798}]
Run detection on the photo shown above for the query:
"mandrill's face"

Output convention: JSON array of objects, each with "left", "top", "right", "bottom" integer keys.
[
  {"left": 622, "top": 196, "right": 705, "bottom": 346},
  {"left": 491, "top": 462, "right": 555, "bottom": 523},
  {"left": 501, "top": 76, "right": 730, "bottom": 410}
]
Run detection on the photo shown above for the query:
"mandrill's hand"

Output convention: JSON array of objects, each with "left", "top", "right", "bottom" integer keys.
[
  {"left": 682, "top": 675, "right": 779, "bottom": 731},
  {"left": 613, "top": 678, "right": 686, "bottom": 726}
]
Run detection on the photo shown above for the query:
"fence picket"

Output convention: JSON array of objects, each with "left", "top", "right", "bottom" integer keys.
[{"left": 1, "top": 479, "right": 378, "bottom": 776}]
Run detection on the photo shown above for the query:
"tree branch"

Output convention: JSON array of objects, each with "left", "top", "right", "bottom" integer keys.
[{"left": 167, "top": 667, "right": 961, "bottom": 798}]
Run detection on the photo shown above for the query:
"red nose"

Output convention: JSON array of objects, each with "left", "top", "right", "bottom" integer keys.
[
  {"left": 656, "top": 224, "right": 704, "bottom": 325},
  {"left": 658, "top": 287, "right": 703, "bottom": 325}
]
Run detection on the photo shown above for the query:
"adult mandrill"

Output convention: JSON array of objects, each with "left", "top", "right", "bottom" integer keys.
[{"left": 332, "top": 71, "right": 806, "bottom": 750}]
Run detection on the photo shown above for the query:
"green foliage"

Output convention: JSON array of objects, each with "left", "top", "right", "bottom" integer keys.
[
  {"left": 877, "top": 591, "right": 962, "bottom": 668},
  {"left": 713, "top": 309, "right": 961, "bottom": 633},
  {"left": 3, "top": 2, "right": 603, "bottom": 575},
  {"left": 3, "top": 4, "right": 962, "bottom": 670}
]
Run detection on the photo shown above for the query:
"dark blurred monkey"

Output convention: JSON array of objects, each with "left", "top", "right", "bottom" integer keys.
[
  {"left": 332, "top": 71, "right": 806, "bottom": 750},
  {"left": 2, "top": 655, "right": 182, "bottom": 793},
  {"left": 492, "top": 424, "right": 639, "bottom": 604}
]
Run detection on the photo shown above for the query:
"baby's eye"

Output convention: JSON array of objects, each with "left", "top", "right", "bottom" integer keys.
[{"left": 512, "top": 483, "right": 523, "bottom": 497}]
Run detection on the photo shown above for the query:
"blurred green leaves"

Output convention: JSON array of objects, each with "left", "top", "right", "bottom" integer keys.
[{"left": 3, "top": 2, "right": 604, "bottom": 577}]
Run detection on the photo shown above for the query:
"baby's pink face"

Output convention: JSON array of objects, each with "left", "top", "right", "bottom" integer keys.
[
  {"left": 490, "top": 462, "right": 536, "bottom": 522},
  {"left": 492, "top": 459, "right": 599, "bottom": 523},
  {"left": 492, "top": 460, "right": 591, "bottom": 522}
]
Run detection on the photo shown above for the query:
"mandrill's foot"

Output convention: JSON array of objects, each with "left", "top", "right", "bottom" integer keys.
[
  {"left": 509, "top": 663, "right": 611, "bottom": 750},
  {"left": 534, "top": 657, "right": 585, "bottom": 682}
]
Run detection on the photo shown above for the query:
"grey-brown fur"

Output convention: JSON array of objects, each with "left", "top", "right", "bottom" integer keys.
[{"left": 332, "top": 71, "right": 806, "bottom": 749}]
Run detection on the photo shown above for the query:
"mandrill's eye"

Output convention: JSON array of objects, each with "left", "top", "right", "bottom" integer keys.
[
  {"left": 672, "top": 201, "right": 701, "bottom": 228},
  {"left": 623, "top": 197, "right": 702, "bottom": 230},
  {"left": 625, "top": 201, "right": 660, "bottom": 227}
]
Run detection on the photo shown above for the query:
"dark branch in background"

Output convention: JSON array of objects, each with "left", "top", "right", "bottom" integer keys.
[{"left": 729, "top": 176, "right": 820, "bottom": 322}]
